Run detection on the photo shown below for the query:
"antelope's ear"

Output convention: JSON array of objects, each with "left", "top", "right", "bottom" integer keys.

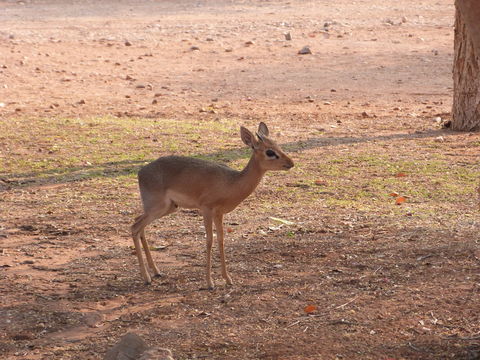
[
  {"left": 257, "top": 122, "right": 269, "bottom": 137},
  {"left": 256, "top": 132, "right": 266, "bottom": 142},
  {"left": 240, "top": 126, "right": 258, "bottom": 149}
]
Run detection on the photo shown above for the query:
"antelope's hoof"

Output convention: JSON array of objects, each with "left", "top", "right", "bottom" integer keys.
[{"left": 225, "top": 277, "right": 233, "bottom": 286}]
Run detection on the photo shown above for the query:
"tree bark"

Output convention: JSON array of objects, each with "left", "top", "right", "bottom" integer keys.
[{"left": 452, "top": 0, "right": 480, "bottom": 131}]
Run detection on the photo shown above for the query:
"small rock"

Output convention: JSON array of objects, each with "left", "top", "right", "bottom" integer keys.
[
  {"left": 78, "top": 99, "right": 86, "bottom": 105},
  {"left": 124, "top": 40, "right": 132, "bottom": 46},
  {"left": 361, "top": 111, "right": 369, "bottom": 118},
  {"left": 433, "top": 116, "right": 442, "bottom": 123},
  {"left": 104, "top": 333, "right": 148, "bottom": 360},
  {"left": 190, "top": 45, "right": 200, "bottom": 51},
  {"left": 152, "top": 99, "right": 158, "bottom": 105},
  {"left": 434, "top": 136, "right": 445, "bottom": 143},
  {"left": 442, "top": 120, "right": 452, "bottom": 128},
  {"left": 136, "top": 84, "right": 146, "bottom": 89},
  {"left": 224, "top": 47, "right": 233, "bottom": 52},
  {"left": 104, "top": 333, "right": 174, "bottom": 360},
  {"left": 298, "top": 46, "right": 312, "bottom": 55},
  {"left": 245, "top": 40, "right": 254, "bottom": 46},
  {"left": 206, "top": 37, "right": 214, "bottom": 42},
  {"left": 284, "top": 32, "right": 292, "bottom": 40},
  {"left": 125, "top": 75, "right": 134, "bottom": 81},
  {"left": 401, "top": 16, "right": 408, "bottom": 23}
]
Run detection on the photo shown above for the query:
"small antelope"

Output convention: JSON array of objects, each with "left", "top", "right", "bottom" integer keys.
[{"left": 131, "top": 122, "right": 294, "bottom": 289}]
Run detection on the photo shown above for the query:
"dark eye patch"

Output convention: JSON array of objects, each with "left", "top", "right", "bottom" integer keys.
[{"left": 266, "top": 149, "right": 278, "bottom": 158}]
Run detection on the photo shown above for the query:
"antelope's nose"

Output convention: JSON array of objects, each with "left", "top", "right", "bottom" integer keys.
[{"left": 284, "top": 158, "right": 294, "bottom": 169}]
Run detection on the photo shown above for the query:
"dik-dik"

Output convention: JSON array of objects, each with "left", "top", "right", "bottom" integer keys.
[{"left": 131, "top": 122, "right": 294, "bottom": 289}]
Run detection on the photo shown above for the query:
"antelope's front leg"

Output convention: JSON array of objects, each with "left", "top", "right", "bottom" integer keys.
[
  {"left": 203, "top": 212, "right": 214, "bottom": 289},
  {"left": 214, "top": 213, "right": 233, "bottom": 286}
]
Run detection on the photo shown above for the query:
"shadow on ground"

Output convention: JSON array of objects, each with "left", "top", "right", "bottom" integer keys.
[{"left": 1, "top": 129, "right": 459, "bottom": 190}]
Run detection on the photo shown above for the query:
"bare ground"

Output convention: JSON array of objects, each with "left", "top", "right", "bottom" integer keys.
[{"left": 0, "top": 1, "right": 479, "bottom": 359}]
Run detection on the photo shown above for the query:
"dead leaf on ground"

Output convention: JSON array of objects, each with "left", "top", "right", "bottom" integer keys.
[{"left": 395, "top": 196, "right": 407, "bottom": 205}]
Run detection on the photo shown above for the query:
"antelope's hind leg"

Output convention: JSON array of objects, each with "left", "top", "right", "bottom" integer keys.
[
  {"left": 131, "top": 201, "right": 177, "bottom": 284},
  {"left": 140, "top": 201, "right": 178, "bottom": 278}
]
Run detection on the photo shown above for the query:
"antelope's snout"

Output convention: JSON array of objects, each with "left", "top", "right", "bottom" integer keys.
[{"left": 283, "top": 156, "right": 294, "bottom": 170}]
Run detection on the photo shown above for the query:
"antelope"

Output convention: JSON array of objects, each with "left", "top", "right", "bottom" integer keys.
[{"left": 131, "top": 122, "right": 294, "bottom": 289}]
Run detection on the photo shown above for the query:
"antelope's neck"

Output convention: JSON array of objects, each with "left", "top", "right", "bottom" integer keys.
[{"left": 234, "top": 155, "right": 265, "bottom": 199}]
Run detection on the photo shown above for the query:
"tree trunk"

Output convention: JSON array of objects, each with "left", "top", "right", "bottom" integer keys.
[{"left": 452, "top": 0, "right": 480, "bottom": 131}]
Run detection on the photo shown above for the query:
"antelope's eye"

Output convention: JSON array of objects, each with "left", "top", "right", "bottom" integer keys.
[{"left": 266, "top": 149, "right": 277, "bottom": 158}]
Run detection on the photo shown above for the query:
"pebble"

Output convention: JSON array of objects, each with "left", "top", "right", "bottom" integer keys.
[
  {"left": 434, "top": 136, "right": 445, "bottom": 143},
  {"left": 190, "top": 45, "right": 200, "bottom": 51},
  {"left": 284, "top": 32, "right": 292, "bottom": 40},
  {"left": 298, "top": 46, "right": 312, "bottom": 55},
  {"left": 124, "top": 40, "right": 132, "bottom": 46}
]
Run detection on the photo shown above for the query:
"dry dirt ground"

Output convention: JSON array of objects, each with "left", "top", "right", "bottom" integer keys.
[{"left": 1, "top": 0, "right": 479, "bottom": 359}]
